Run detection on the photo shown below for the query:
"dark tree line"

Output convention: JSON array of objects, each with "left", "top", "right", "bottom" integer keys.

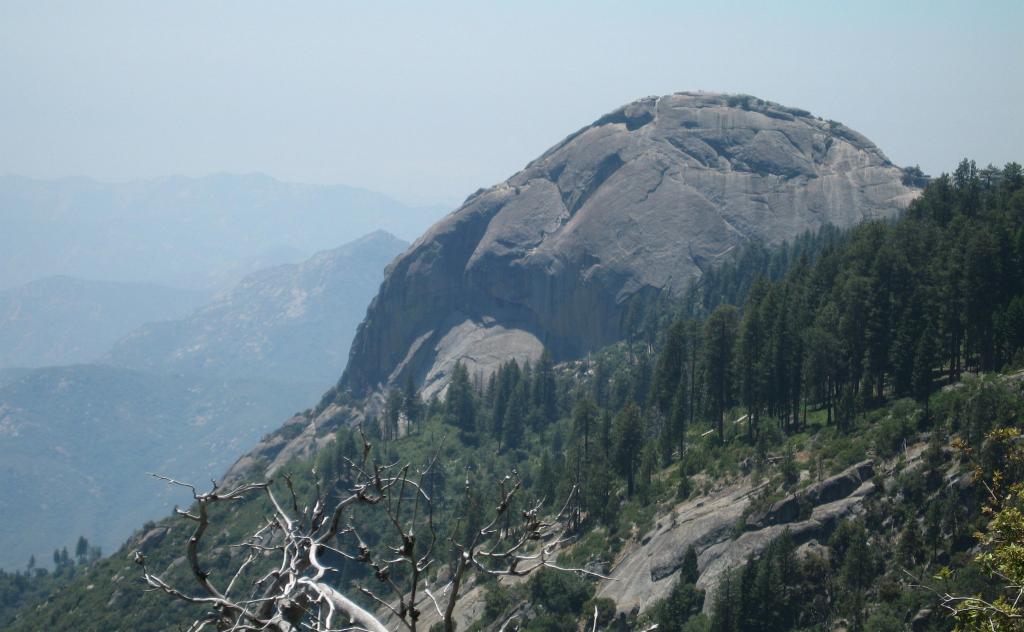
[
  {"left": 652, "top": 160, "right": 1024, "bottom": 446},
  {"left": 0, "top": 535, "right": 101, "bottom": 623}
]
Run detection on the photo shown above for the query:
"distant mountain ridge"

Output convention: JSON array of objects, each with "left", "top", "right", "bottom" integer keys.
[
  {"left": 0, "top": 173, "right": 444, "bottom": 290},
  {"left": 0, "top": 276, "right": 209, "bottom": 369},
  {"left": 0, "top": 230, "right": 409, "bottom": 571},
  {"left": 104, "top": 230, "right": 408, "bottom": 385}
]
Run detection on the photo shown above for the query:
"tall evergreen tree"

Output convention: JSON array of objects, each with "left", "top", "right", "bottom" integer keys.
[
  {"left": 571, "top": 397, "right": 597, "bottom": 459},
  {"left": 612, "top": 401, "right": 644, "bottom": 497},
  {"left": 402, "top": 374, "right": 421, "bottom": 429},
  {"left": 703, "top": 305, "right": 739, "bottom": 442},
  {"left": 502, "top": 381, "right": 527, "bottom": 451},
  {"left": 533, "top": 350, "right": 557, "bottom": 425},
  {"left": 654, "top": 320, "right": 688, "bottom": 413},
  {"left": 75, "top": 536, "right": 88, "bottom": 565},
  {"left": 738, "top": 278, "right": 770, "bottom": 440},
  {"left": 445, "top": 361, "right": 476, "bottom": 435}
]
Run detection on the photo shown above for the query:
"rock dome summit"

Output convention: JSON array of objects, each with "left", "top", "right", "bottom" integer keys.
[{"left": 341, "top": 92, "right": 921, "bottom": 398}]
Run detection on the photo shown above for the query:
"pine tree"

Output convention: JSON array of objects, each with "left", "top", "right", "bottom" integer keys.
[
  {"left": 491, "top": 361, "right": 521, "bottom": 441},
  {"left": 637, "top": 441, "right": 657, "bottom": 504},
  {"left": 612, "top": 401, "right": 644, "bottom": 497},
  {"left": 445, "top": 361, "right": 476, "bottom": 435},
  {"left": 710, "top": 571, "right": 741, "bottom": 632},
  {"left": 581, "top": 457, "right": 615, "bottom": 527},
  {"left": 535, "top": 450, "right": 557, "bottom": 507},
  {"left": 571, "top": 397, "right": 597, "bottom": 458},
  {"left": 702, "top": 305, "right": 739, "bottom": 442},
  {"left": 654, "top": 320, "right": 688, "bottom": 413},
  {"left": 681, "top": 545, "right": 699, "bottom": 584},
  {"left": 533, "top": 350, "right": 557, "bottom": 425},
  {"left": 384, "top": 388, "right": 403, "bottom": 441},
  {"left": 738, "top": 277, "right": 770, "bottom": 440},
  {"left": 897, "top": 520, "right": 924, "bottom": 567},
  {"left": 598, "top": 410, "right": 613, "bottom": 459},
  {"left": 838, "top": 524, "right": 873, "bottom": 626},
  {"left": 402, "top": 373, "right": 421, "bottom": 428},
  {"left": 75, "top": 536, "right": 88, "bottom": 565},
  {"left": 912, "top": 323, "right": 940, "bottom": 412},
  {"left": 669, "top": 376, "right": 689, "bottom": 459},
  {"left": 502, "top": 381, "right": 526, "bottom": 451}
]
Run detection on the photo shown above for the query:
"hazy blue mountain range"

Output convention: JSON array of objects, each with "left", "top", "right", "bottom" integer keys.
[
  {"left": 0, "top": 368, "right": 31, "bottom": 388},
  {"left": 0, "top": 173, "right": 445, "bottom": 291},
  {"left": 0, "top": 276, "right": 209, "bottom": 369},
  {"left": 0, "top": 230, "right": 408, "bottom": 570},
  {"left": 104, "top": 231, "right": 409, "bottom": 385},
  {"left": 0, "top": 364, "right": 323, "bottom": 570}
]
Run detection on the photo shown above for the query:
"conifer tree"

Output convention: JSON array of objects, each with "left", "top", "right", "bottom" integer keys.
[
  {"left": 571, "top": 397, "right": 597, "bottom": 459},
  {"left": 738, "top": 277, "right": 769, "bottom": 440},
  {"left": 445, "top": 361, "right": 476, "bottom": 435},
  {"left": 654, "top": 320, "right": 688, "bottom": 413},
  {"left": 669, "top": 376, "right": 689, "bottom": 458},
  {"left": 681, "top": 545, "right": 699, "bottom": 584},
  {"left": 383, "top": 388, "right": 403, "bottom": 440},
  {"left": 702, "top": 305, "right": 739, "bottom": 442},
  {"left": 402, "top": 373, "right": 421, "bottom": 427},
  {"left": 912, "top": 322, "right": 940, "bottom": 412},
  {"left": 612, "top": 401, "right": 644, "bottom": 497},
  {"left": 533, "top": 350, "right": 557, "bottom": 424},
  {"left": 502, "top": 381, "right": 526, "bottom": 451},
  {"left": 75, "top": 536, "right": 88, "bottom": 565},
  {"left": 636, "top": 441, "right": 657, "bottom": 504}
]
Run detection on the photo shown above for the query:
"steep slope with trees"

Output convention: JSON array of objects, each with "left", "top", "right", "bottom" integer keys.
[
  {"left": 0, "top": 364, "right": 321, "bottom": 571},
  {"left": 6, "top": 160, "right": 1020, "bottom": 631}
]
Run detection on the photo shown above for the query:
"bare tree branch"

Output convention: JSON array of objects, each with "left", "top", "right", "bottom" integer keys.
[{"left": 141, "top": 433, "right": 600, "bottom": 632}]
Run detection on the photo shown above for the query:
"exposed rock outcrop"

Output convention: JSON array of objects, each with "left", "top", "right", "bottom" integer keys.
[
  {"left": 340, "top": 92, "right": 920, "bottom": 399},
  {"left": 744, "top": 459, "right": 874, "bottom": 528},
  {"left": 597, "top": 459, "right": 877, "bottom": 615}
]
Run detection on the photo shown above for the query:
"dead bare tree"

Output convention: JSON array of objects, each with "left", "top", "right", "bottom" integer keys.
[{"left": 138, "top": 431, "right": 601, "bottom": 632}]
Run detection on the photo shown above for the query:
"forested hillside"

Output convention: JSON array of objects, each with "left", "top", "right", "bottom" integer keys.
[
  {"left": 0, "top": 364, "right": 323, "bottom": 572},
  {"left": 4, "top": 160, "right": 1022, "bottom": 631}
]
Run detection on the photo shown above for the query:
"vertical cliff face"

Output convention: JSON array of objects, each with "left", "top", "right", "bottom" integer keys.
[{"left": 341, "top": 92, "right": 920, "bottom": 398}]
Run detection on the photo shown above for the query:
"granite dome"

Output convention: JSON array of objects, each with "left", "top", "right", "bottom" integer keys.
[{"left": 341, "top": 92, "right": 920, "bottom": 398}]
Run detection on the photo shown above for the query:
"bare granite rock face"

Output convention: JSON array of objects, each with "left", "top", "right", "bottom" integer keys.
[
  {"left": 597, "top": 459, "right": 877, "bottom": 616},
  {"left": 340, "top": 92, "right": 920, "bottom": 398}
]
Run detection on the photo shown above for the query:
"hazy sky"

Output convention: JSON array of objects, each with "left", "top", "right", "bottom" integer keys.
[{"left": 2, "top": 0, "right": 1021, "bottom": 205}]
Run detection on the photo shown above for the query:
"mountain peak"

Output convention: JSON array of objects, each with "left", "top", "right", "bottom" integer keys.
[
  {"left": 349, "top": 229, "right": 406, "bottom": 247},
  {"left": 340, "top": 92, "right": 920, "bottom": 399}
]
